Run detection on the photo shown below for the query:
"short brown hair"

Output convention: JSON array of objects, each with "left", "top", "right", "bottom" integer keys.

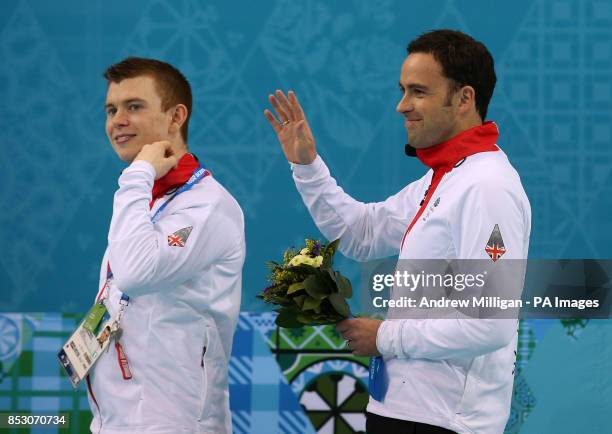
[
  {"left": 104, "top": 57, "right": 192, "bottom": 142},
  {"left": 408, "top": 30, "right": 496, "bottom": 120}
]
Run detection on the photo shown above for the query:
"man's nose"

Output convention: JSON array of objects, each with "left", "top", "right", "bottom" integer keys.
[
  {"left": 396, "top": 95, "right": 413, "bottom": 114},
  {"left": 112, "top": 108, "right": 129, "bottom": 127}
]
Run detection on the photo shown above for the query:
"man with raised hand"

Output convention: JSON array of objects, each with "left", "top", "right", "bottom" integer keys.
[
  {"left": 265, "top": 30, "right": 530, "bottom": 434},
  {"left": 89, "top": 57, "right": 245, "bottom": 434}
]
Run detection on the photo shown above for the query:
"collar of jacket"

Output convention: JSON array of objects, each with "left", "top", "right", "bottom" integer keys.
[
  {"left": 408, "top": 121, "right": 500, "bottom": 171},
  {"left": 151, "top": 152, "right": 200, "bottom": 203}
]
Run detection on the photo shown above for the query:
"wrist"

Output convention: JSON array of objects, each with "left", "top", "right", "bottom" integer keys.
[
  {"left": 296, "top": 151, "right": 317, "bottom": 165},
  {"left": 290, "top": 155, "right": 325, "bottom": 179},
  {"left": 376, "top": 320, "right": 396, "bottom": 357},
  {"left": 127, "top": 160, "right": 157, "bottom": 179}
]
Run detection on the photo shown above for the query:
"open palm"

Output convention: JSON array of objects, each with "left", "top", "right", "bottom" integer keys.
[{"left": 264, "top": 90, "right": 317, "bottom": 165}]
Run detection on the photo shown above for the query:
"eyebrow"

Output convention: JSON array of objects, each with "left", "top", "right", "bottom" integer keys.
[
  {"left": 398, "top": 82, "right": 430, "bottom": 91},
  {"left": 104, "top": 98, "right": 147, "bottom": 109}
]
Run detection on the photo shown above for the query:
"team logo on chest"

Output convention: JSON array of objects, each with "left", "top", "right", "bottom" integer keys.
[
  {"left": 485, "top": 224, "right": 506, "bottom": 262},
  {"left": 421, "top": 197, "right": 441, "bottom": 222},
  {"left": 167, "top": 226, "right": 193, "bottom": 247}
]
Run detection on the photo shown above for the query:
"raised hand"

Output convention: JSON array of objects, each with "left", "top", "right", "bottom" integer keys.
[
  {"left": 134, "top": 140, "right": 179, "bottom": 180},
  {"left": 264, "top": 90, "right": 318, "bottom": 165}
]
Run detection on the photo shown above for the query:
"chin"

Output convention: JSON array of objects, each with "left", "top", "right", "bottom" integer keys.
[
  {"left": 111, "top": 143, "right": 141, "bottom": 164},
  {"left": 114, "top": 149, "right": 138, "bottom": 164}
]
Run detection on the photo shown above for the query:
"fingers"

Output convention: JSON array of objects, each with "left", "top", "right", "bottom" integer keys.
[
  {"left": 336, "top": 319, "right": 351, "bottom": 334},
  {"left": 275, "top": 90, "right": 294, "bottom": 121},
  {"left": 165, "top": 154, "right": 179, "bottom": 167},
  {"left": 268, "top": 93, "right": 290, "bottom": 124},
  {"left": 288, "top": 91, "right": 305, "bottom": 121},
  {"left": 143, "top": 141, "right": 173, "bottom": 157},
  {"left": 265, "top": 90, "right": 304, "bottom": 126},
  {"left": 263, "top": 109, "right": 282, "bottom": 133},
  {"left": 151, "top": 140, "right": 172, "bottom": 149}
]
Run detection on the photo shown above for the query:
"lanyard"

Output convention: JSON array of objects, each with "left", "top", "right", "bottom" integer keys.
[
  {"left": 150, "top": 167, "right": 209, "bottom": 223},
  {"left": 95, "top": 264, "right": 114, "bottom": 303},
  {"left": 96, "top": 166, "right": 209, "bottom": 305}
]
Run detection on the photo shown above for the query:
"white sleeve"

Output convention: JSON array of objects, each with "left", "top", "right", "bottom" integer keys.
[
  {"left": 107, "top": 161, "right": 243, "bottom": 297},
  {"left": 377, "top": 180, "right": 530, "bottom": 359},
  {"left": 377, "top": 318, "right": 518, "bottom": 359},
  {"left": 291, "top": 155, "right": 421, "bottom": 261}
]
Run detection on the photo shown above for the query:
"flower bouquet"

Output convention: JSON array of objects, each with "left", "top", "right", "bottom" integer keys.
[{"left": 257, "top": 239, "right": 352, "bottom": 328}]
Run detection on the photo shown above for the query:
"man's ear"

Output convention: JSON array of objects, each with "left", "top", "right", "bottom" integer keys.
[
  {"left": 458, "top": 86, "right": 476, "bottom": 114},
  {"left": 168, "top": 104, "right": 188, "bottom": 134}
]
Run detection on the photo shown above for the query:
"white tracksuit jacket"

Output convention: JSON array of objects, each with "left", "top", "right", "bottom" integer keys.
[
  {"left": 88, "top": 161, "right": 245, "bottom": 434},
  {"left": 291, "top": 123, "right": 531, "bottom": 433}
]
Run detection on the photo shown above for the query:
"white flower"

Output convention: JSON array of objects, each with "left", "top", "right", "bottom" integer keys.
[
  {"left": 300, "top": 248, "right": 310, "bottom": 255},
  {"left": 288, "top": 254, "right": 308, "bottom": 267},
  {"left": 288, "top": 254, "right": 324, "bottom": 268}
]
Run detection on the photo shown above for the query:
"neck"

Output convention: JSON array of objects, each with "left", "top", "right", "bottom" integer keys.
[
  {"left": 455, "top": 114, "right": 483, "bottom": 136},
  {"left": 170, "top": 140, "right": 188, "bottom": 160},
  {"left": 150, "top": 151, "right": 200, "bottom": 205},
  {"left": 442, "top": 116, "right": 482, "bottom": 146},
  {"left": 414, "top": 121, "right": 500, "bottom": 171}
]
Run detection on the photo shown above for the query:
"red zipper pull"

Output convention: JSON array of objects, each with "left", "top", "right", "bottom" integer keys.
[{"left": 115, "top": 342, "right": 133, "bottom": 380}]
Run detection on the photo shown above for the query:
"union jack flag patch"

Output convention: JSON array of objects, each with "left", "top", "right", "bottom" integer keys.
[
  {"left": 167, "top": 226, "right": 193, "bottom": 247},
  {"left": 485, "top": 224, "right": 506, "bottom": 262}
]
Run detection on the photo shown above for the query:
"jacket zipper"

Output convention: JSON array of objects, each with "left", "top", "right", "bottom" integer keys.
[
  {"left": 400, "top": 169, "right": 448, "bottom": 250},
  {"left": 198, "top": 327, "right": 209, "bottom": 422},
  {"left": 86, "top": 375, "right": 103, "bottom": 433}
]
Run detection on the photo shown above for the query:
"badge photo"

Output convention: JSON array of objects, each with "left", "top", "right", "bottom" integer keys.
[{"left": 57, "top": 303, "right": 114, "bottom": 388}]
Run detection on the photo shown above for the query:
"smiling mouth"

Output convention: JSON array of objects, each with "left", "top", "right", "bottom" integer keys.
[{"left": 115, "top": 134, "right": 136, "bottom": 144}]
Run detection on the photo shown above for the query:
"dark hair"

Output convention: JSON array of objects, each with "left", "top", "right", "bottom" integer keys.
[
  {"left": 407, "top": 29, "right": 496, "bottom": 120},
  {"left": 104, "top": 57, "right": 192, "bottom": 142}
]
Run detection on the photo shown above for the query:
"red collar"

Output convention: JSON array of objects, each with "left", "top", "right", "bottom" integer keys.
[
  {"left": 415, "top": 121, "right": 500, "bottom": 171},
  {"left": 151, "top": 153, "right": 200, "bottom": 205}
]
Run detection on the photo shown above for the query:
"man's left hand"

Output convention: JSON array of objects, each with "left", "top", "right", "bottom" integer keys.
[
  {"left": 134, "top": 140, "right": 179, "bottom": 180},
  {"left": 336, "top": 318, "right": 383, "bottom": 357}
]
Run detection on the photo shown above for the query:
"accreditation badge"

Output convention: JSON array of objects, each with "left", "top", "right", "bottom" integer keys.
[
  {"left": 57, "top": 302, "right": 117, "bottom": 388},
  {"left": 368, "top": 356, "right": 387, "bottom": 402}
]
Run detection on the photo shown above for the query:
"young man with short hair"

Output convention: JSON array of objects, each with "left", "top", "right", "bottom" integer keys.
[{"left": 89, "top": 57, "right": 245, "bottom": 434}]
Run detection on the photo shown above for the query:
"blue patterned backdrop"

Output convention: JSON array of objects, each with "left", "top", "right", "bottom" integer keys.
[{"left": 0, "top": 1, "right": 611, "bottom": 433}]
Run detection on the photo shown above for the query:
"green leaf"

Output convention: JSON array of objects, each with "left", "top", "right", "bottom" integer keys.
[
  {"left": 336, "top": 273, "right": 353, "bottom": 298},
  {"left": 288, "top": 264, "right": 319, "bottom": 275},
  {"left": 287, "top": 282, "right": 305, "bottom": 295},
  {"left": 303, "top": 274, "right": 331, "bottom": 300},
  {"left": 292, "top": 294, "right": 306, "bottom": 309},
  {"left": 328, "top": 292, "right": 350, "bottom": 318},
  {"left": 303, "top": 296, "right": 322, "bottom": 311},
  {"left": 297, "top": 313, "right": 316, "bottom": 324},
  {"left": 322, "top": 238, "right": 340, "bottom": 269},
  {"left": 297, "top": 313, "right": 336, "bottom": 325},
  {"left": 275, "top": 310, "right": 304, "bottom": 329},
  {"left": 327, "top": 268, "right": 337, "bottom": 283},
  {"left": 265, "top": 260, "right": 281, "bottom": 270}
]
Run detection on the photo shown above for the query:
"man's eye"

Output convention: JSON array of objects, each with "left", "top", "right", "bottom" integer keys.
[
  {"left": 128, "top": 104, "right": 141, "bottom": 111},
  {"left": 106, "top": 108, "right": 116, "bottom": 116}
]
